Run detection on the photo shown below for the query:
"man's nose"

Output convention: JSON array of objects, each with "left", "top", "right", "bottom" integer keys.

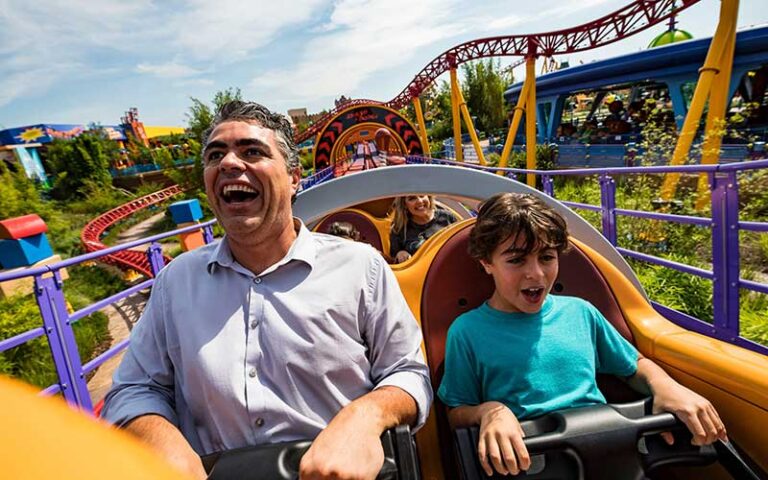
[{"left": 219, "top": 151, "right": 245, "bottom": 171}]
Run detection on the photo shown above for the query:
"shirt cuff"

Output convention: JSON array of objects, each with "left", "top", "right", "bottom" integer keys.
[
  {"left": 101, "top": 393, "right": 178, "bottom": 429},
  {"left": 374, "top": 371, "right": 434, "bottom": 432}
]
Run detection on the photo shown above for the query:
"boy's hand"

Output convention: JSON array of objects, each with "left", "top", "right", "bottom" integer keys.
[
  {"left": 477, "top": 401, "right": 531, "bottom": 476},
  {"left": 651, "top": 379, "right": 728, "bottom": 446}
]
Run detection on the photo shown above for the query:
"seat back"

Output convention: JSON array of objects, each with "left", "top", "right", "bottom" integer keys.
[
  {"left": 419, "top": 221, "right": 637, "bottom": 477},
  {"left": 420, "top": 222, "right": 634, "bottom": 388},
  {"left": 314, "top": 210, "right": 385, "bottom": 252}
]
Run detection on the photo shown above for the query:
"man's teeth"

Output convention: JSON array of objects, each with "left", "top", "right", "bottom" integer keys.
[{"left": 222, "top": 184, "right": 257, "bottom": 195}]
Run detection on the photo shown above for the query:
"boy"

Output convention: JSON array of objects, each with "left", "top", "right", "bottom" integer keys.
[{"left": 437, "top": 193, "right": 727, "bottom": 477}]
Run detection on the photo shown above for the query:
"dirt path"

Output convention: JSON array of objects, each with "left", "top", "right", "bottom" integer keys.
[{"left": 87, "top": 212, "right": 178, "bottom": 405}]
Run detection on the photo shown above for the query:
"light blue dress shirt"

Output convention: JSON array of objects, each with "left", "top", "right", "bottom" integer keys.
[{"left": 102, "top": 221, "right": 432, "bottom": 455}]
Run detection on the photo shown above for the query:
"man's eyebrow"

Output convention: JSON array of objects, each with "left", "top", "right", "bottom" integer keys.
[{"left": 203, "top": 138, "right": 272, "bottom": 153}]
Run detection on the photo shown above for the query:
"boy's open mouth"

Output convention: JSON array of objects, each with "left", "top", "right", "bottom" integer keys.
[
  {"left": 221, "top": 184, "right": 260, "bottom": 204},
  {"left": 522, "top": 287, "right": 544, "bottom": 303}
]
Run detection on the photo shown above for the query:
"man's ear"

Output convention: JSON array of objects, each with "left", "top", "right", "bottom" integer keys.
[{"left": 290, "top": 167, "right": 301, "bottom": 195}]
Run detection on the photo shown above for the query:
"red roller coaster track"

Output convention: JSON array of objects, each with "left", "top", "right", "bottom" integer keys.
[
  {"left": 295, "top": 0, "right": 701, "bottom": 144},
  {"left": 80, "top": 186, "right": 182, "bottom": 277}
]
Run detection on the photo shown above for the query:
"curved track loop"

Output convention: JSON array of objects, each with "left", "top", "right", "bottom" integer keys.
[
  {"left": 295, "top": 0, "right": 700, "bottom": 144},
  {"left": 80, "top": 186, "right": 183, "bottom": 277}
]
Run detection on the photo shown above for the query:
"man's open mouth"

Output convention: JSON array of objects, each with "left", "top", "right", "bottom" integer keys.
[{"left": 221, "top": 184, "right": 260, "bottom": 204}]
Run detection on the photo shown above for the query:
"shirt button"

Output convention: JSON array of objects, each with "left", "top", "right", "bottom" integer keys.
[
  {"left": 248, "top": 367, "right": 257, "bottom": 378},
  {"left": 250, "top": 320, "right": 258, "bottom": 329},
  {"left": 253, "top": 277, "right": 262, "bottom": 284},
  {"left": 254, "top": 417, "right": 264, "bottom": 427}
]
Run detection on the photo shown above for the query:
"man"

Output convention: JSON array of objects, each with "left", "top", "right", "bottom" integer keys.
[{"left": 102, "top": 101, "right": 432, "bottom": 479}]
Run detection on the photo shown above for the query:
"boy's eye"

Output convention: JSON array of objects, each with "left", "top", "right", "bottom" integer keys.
[
  {"left": 541, "top": 254, "right": 556, "bottom": 262},
  {"left": 506, "top": 257, "right": 524, "bottom": 265}
]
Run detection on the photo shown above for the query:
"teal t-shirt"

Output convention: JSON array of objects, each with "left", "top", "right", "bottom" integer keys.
[{"left": 437, "top": 295, "right": 638, "bottom": 420}]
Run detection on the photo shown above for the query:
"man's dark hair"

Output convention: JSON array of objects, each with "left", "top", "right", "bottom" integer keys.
[
  {"left": 469, "top": 193, "right": 569, "bottom": 261},
  {"left": 202, "top": 100, "right": 299, "bottom": 171}
]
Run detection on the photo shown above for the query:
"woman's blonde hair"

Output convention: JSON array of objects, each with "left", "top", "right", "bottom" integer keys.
[{"left": 391, "top": 195, "right": 436, "bottom": 235}]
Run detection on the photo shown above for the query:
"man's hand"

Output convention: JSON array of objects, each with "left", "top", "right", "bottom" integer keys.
[
  {"left": 476, "top": 402, "right": 531, "bottom": 477},
  {"left": 124, "top": 414, "right": 207, "bottom": 480},
  {"left": 299, "top": 419, "right": 384, "bottom": 480},
  {"left": 651, "top": 379, "right": 728, "bottom": 446},
  {"left": 300, "top": 387, "right": 417, "bottom": 480}
]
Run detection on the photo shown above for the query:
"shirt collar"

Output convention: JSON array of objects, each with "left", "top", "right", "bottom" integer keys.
[{"left": 206, "top": 218, "right": 316, "bottom": 276}]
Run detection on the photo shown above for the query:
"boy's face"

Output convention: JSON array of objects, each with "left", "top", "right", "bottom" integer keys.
[{"left": 480, "top": 234, "right": 559, "bottom": 314}]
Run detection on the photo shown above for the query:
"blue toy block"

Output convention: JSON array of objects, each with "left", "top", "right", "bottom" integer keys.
[
  {"left": 0, "top": 233, "right": 54, "bottom": 269},
  {"left": 168, "top": 199, "right": 203, "bottom": 224}
]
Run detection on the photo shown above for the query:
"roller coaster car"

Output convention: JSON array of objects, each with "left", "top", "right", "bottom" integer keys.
[
  {"left": 5, "top": 166, "right": 767, "bottom": 479},
  {"left": 295, "top": 165, "right": 768, "bottom": 479}
]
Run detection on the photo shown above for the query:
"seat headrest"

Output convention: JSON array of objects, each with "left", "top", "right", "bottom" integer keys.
[{"left": 315, "top": 211, "right": 384, "bottom": 252}]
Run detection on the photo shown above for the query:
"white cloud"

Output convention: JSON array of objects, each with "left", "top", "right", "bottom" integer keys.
[
  {"left": 136, "top": 61, "right": 205, "bottom": 79},
  {"left": 168, "top": 0, "right": 329, "bottom": 61},
  {"left": 251, "top": 0, "right": 461, "bottom": 101}
]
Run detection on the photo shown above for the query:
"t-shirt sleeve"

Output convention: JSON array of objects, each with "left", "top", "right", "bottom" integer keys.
[
  {"left": 590, "top": 304, "right": 638, "bottom": 377},
  {"left": 437, "top": 321, "right": 482, "bottom": 407}
]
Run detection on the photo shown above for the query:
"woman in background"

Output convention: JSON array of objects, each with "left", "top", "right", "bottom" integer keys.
[{"left": 390, "top": 194, "right": 457, "bottom": 263}]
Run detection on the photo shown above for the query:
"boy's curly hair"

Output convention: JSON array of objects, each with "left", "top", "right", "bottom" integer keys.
[{"left": 469, "top": 193, "right": 569, "bottom": 261}]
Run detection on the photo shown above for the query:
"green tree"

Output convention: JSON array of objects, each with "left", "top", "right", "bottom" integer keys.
[
  {"left": 45, "top": 129, "right": 117, "bottom": 200},
  {"left": 186, "top": 87, "right": 243, "bottom": 143},
  {"left": 461, "top": 59, "right": 511, "bottom": 134}
]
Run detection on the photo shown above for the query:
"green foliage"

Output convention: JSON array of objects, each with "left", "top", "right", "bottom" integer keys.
[
  {"left": 186, "top": 87, "right": 243, "bottom": 143},
  {"left": 632, "top": 257, "right": 714, "bottom": 322},
  {"left": 0, "top": 160, "right": 50, "bottom": 219},
  {"left": 425, "top": 81, "right": 454, "bottom": 144},
  {"left": 156, "top": 146, "right": 205, "bottom": 194},
  {"left": 45, "top": 129, "right": 117, "bottom": 200},
  {"left": 299, "top": 150, "right": 314, "bottom": 173},
  {"left": 461, "top": 59, "right": 511, "bottom": 134},
  {"left": 0, "top": 264, "right": 121, "bottom": 387}
]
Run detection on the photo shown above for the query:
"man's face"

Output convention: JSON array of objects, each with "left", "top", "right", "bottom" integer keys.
[
  {"left": 203, "top": 121, "right": 299, "bottom": 244},
  {"left": 480, "top": 234, "right": 559, "bottom": 314}
]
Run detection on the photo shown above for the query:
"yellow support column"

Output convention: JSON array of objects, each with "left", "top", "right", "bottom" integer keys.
[
  {"left": 525, "top": 56, "right": 537, "bottom": 187},
  {"left": 498, "top": 76, "right": 531, "bottom": 173},
  {"left": 695, "top": 19, "right": 737, "bottom": 210},
  {"left": 412, "top": 97, "right": 431, "bottom": 157},
  {"left": 451, "top": 72, "right": 487, "bottom": 165},
  {"left": 450, "top": 68, "right": 464, "bottom": 163},
  {"left": 660, "top": 0, "right": 739, "bottom": 200}
]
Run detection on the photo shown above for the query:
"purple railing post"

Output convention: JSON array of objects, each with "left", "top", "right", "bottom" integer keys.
[
  {"left": 34, "top": 271, "right": 92, "bottom": 410},
  {"left": 599, "top": 174, "right": 617, "bottom": 245},
  {"left": 147, "top": 242, "right": 165, "bottom": 276},
  {"left": 202, "top": 225, "right": 214, "bottom": 244},
  {"left": 710, "top": 171, "right": 740, "bottom": 340},
  {"left": 542, "top": 175, "right": 554, "bottom": 197}
]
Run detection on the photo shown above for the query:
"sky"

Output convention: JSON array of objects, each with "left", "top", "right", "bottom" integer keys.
[{"left": 0, "top": 0, "right": 766, "bottom": 129}]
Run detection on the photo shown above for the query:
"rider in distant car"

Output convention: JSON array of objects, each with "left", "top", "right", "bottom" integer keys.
[
  {"left": 438, "top": 192, "right": 727, "bottom": 477},
  {"left": 389, "top": 195, "right": 457, "bottom": 264}
]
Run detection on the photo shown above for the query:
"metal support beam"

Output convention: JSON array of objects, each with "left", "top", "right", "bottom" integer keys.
[
  {"left": 525, "top": 56, "right": 538, "bottom": 187},
  {"left": 412, "top": 97, "right": 431, "bottom": 157}
]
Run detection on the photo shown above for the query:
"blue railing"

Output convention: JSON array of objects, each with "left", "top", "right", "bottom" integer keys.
[
  {"left": 0, "top": 168, "right": 336, "bottom": 410},
  {"left": 409, "top": 155, "right": 768, "bottom": 356}
]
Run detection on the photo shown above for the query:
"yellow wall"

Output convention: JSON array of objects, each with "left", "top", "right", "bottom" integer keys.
[{"left": 143, "top": 126, "right": 185, "bottom": 139}]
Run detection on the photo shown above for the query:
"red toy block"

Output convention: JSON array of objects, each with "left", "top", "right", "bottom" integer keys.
[{"left": 0, "top": 214, "right": 48, "bottom": 240}]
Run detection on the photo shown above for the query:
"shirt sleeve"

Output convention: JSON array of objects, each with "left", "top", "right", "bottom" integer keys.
[
  {"left": 437, "top": 321, "right": 482, "bottom": 407},
  {"left": 100, "top": 269, "right": 178, "bottom": 428},
  {"left": 591, "top": 304, "right": 638, "bottom": 378},
  {"left": 362, "top": 253, "right": 433, "bottom": 431}
]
